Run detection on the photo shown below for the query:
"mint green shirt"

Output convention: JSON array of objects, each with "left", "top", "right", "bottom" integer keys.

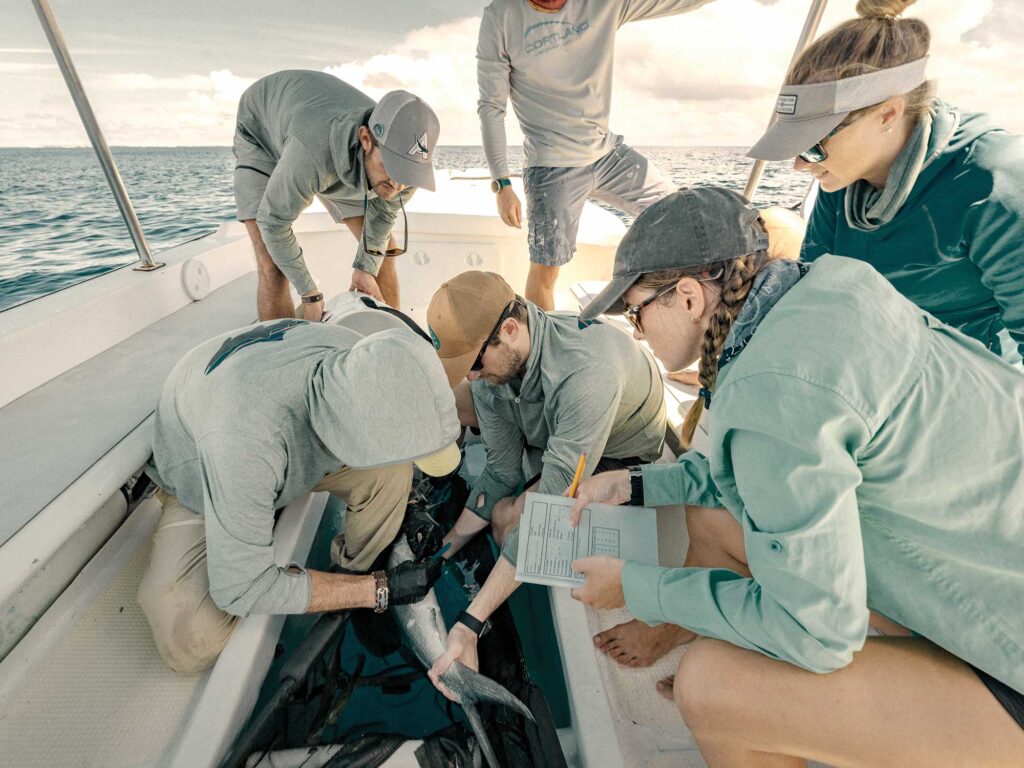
[{"left": 622, "top": 255, "right": 1024, "bottom": 694}]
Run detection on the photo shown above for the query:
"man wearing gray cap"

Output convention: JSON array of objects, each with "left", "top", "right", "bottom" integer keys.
[{"left": 233, "top": 70, "right": 440, "bottom": 318}]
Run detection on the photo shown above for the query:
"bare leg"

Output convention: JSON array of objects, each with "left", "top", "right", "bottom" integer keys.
[
  {"left": 525, "top": 262, "right": 559, "bottom": 311},
  {"left": 490, "top": 481, "right": 538, "bottom": 546},
  {"left": 246, "top": 220, "right": 294, "bottom": 320},
  {"left": 596, "top": 505, "right": 748, "bottom": 669},
  {"left": 342, "top": 216, "right": 400, "bottom": 308},
  {"left": 674, "top": 636, "right": 1024, "bottom": 767}
]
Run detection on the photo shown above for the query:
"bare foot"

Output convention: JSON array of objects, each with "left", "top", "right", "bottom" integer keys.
[
  {"left": 593, "top": 619, "right": 696, "bottom": 668},
  {"left": 655, "top": 675, "right": 675, "bottom": 701}
]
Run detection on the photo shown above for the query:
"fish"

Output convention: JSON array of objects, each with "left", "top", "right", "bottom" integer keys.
[{"left": 388, "top": 534, "right": 534, "bottom": 768}]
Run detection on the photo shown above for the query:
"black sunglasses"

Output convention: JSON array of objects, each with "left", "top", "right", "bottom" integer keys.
[
  {"left": 471, "top": 299, "right": 519, "bottom": 372},
  {"left": 361, "top": 187, "right": 408, "bottom": 258}
]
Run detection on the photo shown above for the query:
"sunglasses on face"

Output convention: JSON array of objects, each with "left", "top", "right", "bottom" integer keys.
[
  {"left": 622, "top": 267, "right": 726, "bottom": 333},
  {"left": 798, "top": 116, "right": 860, "bottom": 164},
  {"left": 470, "top": 299, "right": 519, "bottom": 371}
]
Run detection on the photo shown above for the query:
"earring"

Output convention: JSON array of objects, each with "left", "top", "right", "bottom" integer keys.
[
  {"left": 884, "top": 125, "right": 893, "bottom": 133},
  {"left": 691, "top": 314, "right": 701, "bottom": 325}
]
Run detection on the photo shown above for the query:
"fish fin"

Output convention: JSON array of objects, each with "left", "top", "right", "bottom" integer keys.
[
  {"left": 464, "top": 701, "right": 501, "bottom": 768},
  {"left": 454, "top": 662, "right": 536, "bottom": 723}
]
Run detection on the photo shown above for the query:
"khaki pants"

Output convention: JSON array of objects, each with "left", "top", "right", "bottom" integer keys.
[{"left": 138, "top": 463, "right": 412, "bottom": 673}]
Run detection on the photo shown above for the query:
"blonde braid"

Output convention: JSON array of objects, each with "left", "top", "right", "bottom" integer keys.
[{"left": 679, "top": 254, "right": 763, "bottom": 448}]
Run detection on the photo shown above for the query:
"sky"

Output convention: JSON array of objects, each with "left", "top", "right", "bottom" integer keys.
[{"left": 1, "top": 0, "right": 1021, "bottom": 147}]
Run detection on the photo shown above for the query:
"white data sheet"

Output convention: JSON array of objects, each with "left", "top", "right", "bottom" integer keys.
[{"left": 515, "top": 492, "right": 659, "bottom": 588}]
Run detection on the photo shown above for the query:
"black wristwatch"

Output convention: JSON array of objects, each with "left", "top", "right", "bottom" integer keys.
[
  {"left": 455, "top": 609, "right": 489, "bottom": 638},
  {"left": 627, "top": 466, "right": 645, "bottom": 507},
  {"left": 301, "top": 291, "right": 324, "bottom": 304}
]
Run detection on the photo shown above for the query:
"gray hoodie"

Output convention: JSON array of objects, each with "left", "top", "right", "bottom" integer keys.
[
  {"left": 147, "top": 321, "right": 459, "bottom": 616},
  {"left": 238, "top": 70, "right": 413, "bottom": 291},
  {"left": 470, "top": 302, "right": 666, "bottom": 562}
]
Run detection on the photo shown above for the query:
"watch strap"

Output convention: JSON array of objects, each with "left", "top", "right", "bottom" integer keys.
[
  {"left": 490, "top": 177, "right": 512, "bottom": 193},
  {"left": 372, "top": 570, "right": 389, "bottom": 613},
  {"left": 301, "top": 292, "right": 324, "bottom": 304},
  {"left": 455, "top": 610, "right": 488, "bottom": 637},
  {"left": 628, "top": 466, "right": 645, "bottom": 507}
]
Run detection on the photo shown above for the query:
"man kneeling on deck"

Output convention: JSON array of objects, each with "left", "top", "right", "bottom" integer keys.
[
  {"left": 422, "top": 271, "right": 667, "bottom": 697},
  {"left": 234, "top": 70, "right": 440, "bottom": 318},
  {"left": 138, "top": 320, "right": 460, "bottom": 673}
]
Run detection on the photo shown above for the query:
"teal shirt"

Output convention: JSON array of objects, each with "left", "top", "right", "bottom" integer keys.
[
  {"left": 238, "top": 70, "right": 414, "bottom": 292},
  {"left": 803, "top": 101, "right": 1024, "bottom": 366},
  {"left": 622, "top": 255, "right": 1024, "bottom": 694}
]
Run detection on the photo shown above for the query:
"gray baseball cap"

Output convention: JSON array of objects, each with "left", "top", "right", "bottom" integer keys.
[
  {"left": 747, "top": 56, "right": 929, "bottom": 162},
  {"left": 367, "top": 90, "right": 440, "bottom": 191},
  {"left": 580, "top": 187, "right": 769, "bottom": 321}
]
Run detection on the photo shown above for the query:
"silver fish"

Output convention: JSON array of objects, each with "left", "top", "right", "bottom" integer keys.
[{"left": 388, "top": 535, "right": 534, "bottom": 768}]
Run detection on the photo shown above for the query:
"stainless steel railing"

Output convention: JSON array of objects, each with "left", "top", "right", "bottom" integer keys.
[
  {"left": 743, "top": 0, "right": 829, "bottom": 202},
  {"left": 31, "top": 0, "right": 164, "bottom": 271}
]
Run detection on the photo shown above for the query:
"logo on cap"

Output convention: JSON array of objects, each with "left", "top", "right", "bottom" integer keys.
[
  {"left": 407, "top": 132, "right": 429, "bottom": 160},
  {"left": 372, "top": 123, "right": 384, "bottom": 138},
  {"left": 776, "top": 94, "right": 798, "bottom": 115},
  {"left": 428, "top": 326, "right": 441, "bottom": 350}
]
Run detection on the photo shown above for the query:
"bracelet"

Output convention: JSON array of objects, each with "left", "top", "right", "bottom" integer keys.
[
  {"left": 301, "top": 292, "right": 324, "bottom": 304},
  {"left": 455, "top": 609, "right": 488, "bottom": 638},
  {"left": 627, "top": 466, "right": 645, "bottom": 507},
  {"left": 372, "top": 570, "right": 389, "bottom": 613}
]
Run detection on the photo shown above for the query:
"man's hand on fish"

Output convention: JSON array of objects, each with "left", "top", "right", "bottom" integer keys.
[
  {"left": 428, "top": 623, "right": 479, "bottom": 702},
  {"left": 567, "top": 469, "right": 631, "bottom": 527},
  {"left": 387, "top": 558, "right": 444, "bottom": 605},
  {"left": 570, "top": 555, "right": 626, "bottom": 610}
]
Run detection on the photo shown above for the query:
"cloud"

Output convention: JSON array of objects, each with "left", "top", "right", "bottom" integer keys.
[{"left": 1, "top": 0, "right": 1020, "bottom": 148}]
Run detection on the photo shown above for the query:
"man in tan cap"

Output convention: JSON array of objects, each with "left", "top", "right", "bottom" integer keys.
[{"left": 421, "top": 270, "right": 667, "bottom": 697}]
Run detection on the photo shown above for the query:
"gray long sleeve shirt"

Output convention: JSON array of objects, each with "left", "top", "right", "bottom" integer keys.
[
  {"left": 469, "top": 302, "right": 667, "bottom": 562},
  {"left": 237, "top": 70, "right": 413, "bottom": 291},
  {"left": 477, "top": 0, "right": 713, "bottom": 179},
  {"left": 147, "top": 321, "right": 459, "bottom": 617}
]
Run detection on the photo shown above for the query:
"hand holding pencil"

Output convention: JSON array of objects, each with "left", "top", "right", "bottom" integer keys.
[{"left": 566, "top": 464, "right": 634, "bottom": 528}]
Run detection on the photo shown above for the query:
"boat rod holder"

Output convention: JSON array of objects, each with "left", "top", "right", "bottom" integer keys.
[{"left": 31, "top": 0, "right": 164, "bottom": 272}]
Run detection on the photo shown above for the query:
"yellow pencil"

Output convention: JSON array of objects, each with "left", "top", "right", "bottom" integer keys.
[{"left": 567, "top": 452, "right": 588, "bottom": 498}]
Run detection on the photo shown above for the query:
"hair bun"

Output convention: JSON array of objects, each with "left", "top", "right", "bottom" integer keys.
[{"left": 855, "top": 0, "right": 916, "bottom": 20}]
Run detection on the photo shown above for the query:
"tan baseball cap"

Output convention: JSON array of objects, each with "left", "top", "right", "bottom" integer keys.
[
  {"left": 413, "top": 443, "right": 462, "bottom": 477},
  {"left": 426, "top": 271, "right": 516, "bottom": 387}
]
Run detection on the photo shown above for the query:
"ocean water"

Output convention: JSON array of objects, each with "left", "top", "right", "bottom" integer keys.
[{"left": 0, "top": 146, "right": 807, "bottom": 312}]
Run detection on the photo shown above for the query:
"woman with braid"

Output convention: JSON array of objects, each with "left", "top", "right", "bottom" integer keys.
[
  {"left": 567, "top": 187, "right": 1024, "bottom": 766},
  {"left": 748, "top": 0, "right": 1024, "bottom": 367}
]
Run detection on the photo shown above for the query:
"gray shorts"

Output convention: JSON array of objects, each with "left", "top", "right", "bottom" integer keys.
[
  {"left": 523, "top": 138, "right": 677, "bottom": 267},
  {"left": 232, "top": 129, "right": 364, "bottom": 224}
]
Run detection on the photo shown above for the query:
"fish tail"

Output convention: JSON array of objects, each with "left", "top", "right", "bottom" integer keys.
[
  {"left": 464, "top": 701, "right": 502, "bottom": 768},
  {"left": 456, "top": 663, "right": 535, "bottom": 723}
]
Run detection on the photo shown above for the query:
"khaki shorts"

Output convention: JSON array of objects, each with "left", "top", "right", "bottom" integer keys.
[
  {"left": 138, "top": 462, "right": 412, "bottom": 673},
  {"left": 232, "top": 129, "right": 364, "bottom": 224}
]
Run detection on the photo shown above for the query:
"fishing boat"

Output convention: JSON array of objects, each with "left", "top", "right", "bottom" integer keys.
[{"left": 0, "top": 2, "right": 825, "bottom": 766}]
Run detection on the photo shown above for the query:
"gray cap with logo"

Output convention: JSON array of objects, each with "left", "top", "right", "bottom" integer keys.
[
  {"left": 367, "top": 90, "right": 441, "bottom": 191},
  {"left": 747, "top": 56, "right": 929, "bottom": 162},
  {"left": 580, "top": 187, "right": 769, "bottom": 320}
]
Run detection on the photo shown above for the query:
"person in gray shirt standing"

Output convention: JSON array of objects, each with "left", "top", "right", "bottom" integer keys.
[
  {"left": 477, "top": 0, "right": 713, "bottom": 309},
  {"left": 421, "top": 271, "right": 666, "bottom": 698},
  {"left": 138, "top": 321, "right": 461, "bottom": 673},
  {"left": 234, "top": 70, "right": 440, "bottom": 318}
]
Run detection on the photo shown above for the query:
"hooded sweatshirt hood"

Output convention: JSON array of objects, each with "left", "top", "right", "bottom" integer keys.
[{"left": 308, "top": 328, "right": 459, "bottom": 468}]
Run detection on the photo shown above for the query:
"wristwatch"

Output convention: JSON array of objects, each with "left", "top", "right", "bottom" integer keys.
[
  {"left": 301, "top": 292, "right": 324, "bottom": 304},
  {"left": 372, "top": 570, "right": 389, "bottom": 613},
  {"left": 455, "top": 609, "right": 489, "bottom": 638},
  {"left": 627, "top": 466, "right": 645, "bottom": 507},
  {"left": 490, "top": 178, "right": 511, "bottom": 193}
]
